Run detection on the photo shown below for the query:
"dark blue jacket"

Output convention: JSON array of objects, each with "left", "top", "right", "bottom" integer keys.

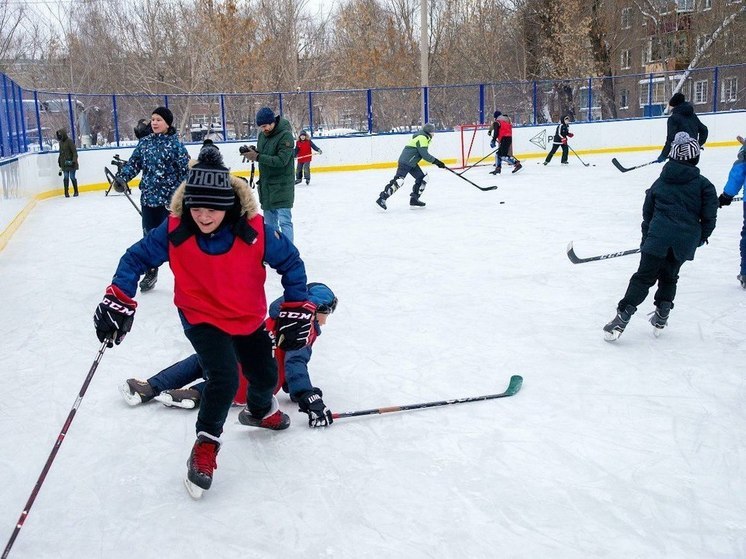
[
  {"left": 111, "top": 218, "right": 308, "bottom": 309},
  {"left": 722, "top": 145, "right": 746, "bottom": 199},
  {"left": 641, "top": 160, "right": 717, "bottom": 262}
]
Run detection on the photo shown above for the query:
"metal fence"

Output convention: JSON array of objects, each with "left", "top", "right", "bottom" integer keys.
[{"left": 1, "top": 63, "right": 744, "bottom": 155}]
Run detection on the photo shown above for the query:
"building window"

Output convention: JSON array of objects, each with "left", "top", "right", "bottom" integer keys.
[
  {"left": 721, "top": 77, "right": 738, "bottom": 102},
  {"left": 676, "top": 0, "right": 694, "bottom": 10},
  {"left": 702, "top": 0, "right": 712, "bottom": 9},
  {"left": 693, "top": 80, "right": 708, "bottom": 104},
  {"left": 620, "top": 89, "right": 629, "bottom": 109},
  {"left": 724, "top": 31, "right": 737, "bottom": 54},
  {"left": 621, "top": 50, "right": 631, "bottom": 69},
  {"left": 621, "top": 7, "right": 632, "bottom": 28},
  {"left": 639, "top": 82, "right": 668, "bottom": 106}
]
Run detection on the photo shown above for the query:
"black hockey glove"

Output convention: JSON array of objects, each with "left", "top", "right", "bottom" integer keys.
[
  {"left": 275, "top": 301, "right": 316, "bottom": 351},
  {"left": 718, "top": 193, "right": 734, "bottom": 208},
  {"left": 432, "top": 158, "right": 446, "bottom": 169},
  {"left": 298, "top": 388, "right": 333, "bottom": 427},
  {"left": 94, "top": 285, "right": 137, "bottom": 347}
]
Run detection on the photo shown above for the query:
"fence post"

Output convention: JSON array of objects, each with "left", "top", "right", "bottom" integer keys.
[
  {"left": 112, "top": 94, "right": 120, "bottom": 147},
  {"left": 308, "top": 91, "right": 313, "bottom": 134},
  {"left": 478, "top": 83, "right": 485, "bottom": 124},
  {"left": 587, "top": 77, "right": 593, "bottom": 121},
  {"left": 278, "top": 92, "right": 283, "bottom": 116},
  {"left": 532, "top": 81, "right": 538, "bottom": 125},
  {"left": 2, "top": 74, "right": 14, "bottom": 154},
  {"left": 67, "top": 93, "right": 76, "bottom": 145},
  {"left": 712, "top": 66, "right": 719, "bottom": 113},
  {"left": 422, "top": 86, "right": 429, "bottom": 124},
  {"left": 17, "top": 85, "right": 28, "bottom": 152},
  {"left": 164, "top": 95, "right": 169, "bottom": 108},
  {"left": 647, "top": 73, "right": 653, "bottom": 117},
  {"left": 11, "top": 82, "right": 21, "bottom": 153},
  {"left": 33, "top": 90, "right": 42, "bottom": 151},
  {"left": 219, "top": 94, "right": 226, "bottom": 141},
  {"left": 367, "top": 89, "right": 373, "bottom": 134}
]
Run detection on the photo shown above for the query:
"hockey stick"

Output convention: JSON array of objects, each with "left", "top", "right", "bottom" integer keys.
[
  {"left": 444, "top": 165, "right": 497, "bottom": 191},
  {"left": 2, "top": 340, "right": 110, "bottom": 559},
  {"left": 566, "top": 241, "right": 640, "bottom": 264},
  {"left": 104, "top": 167, "right": 143, "bottom": 216},
  {"left": 611, "top": 158, "right": 657, "bottom": 173},
  {"left": 568, "top": 145, "right": 590, "bottom": 167},
  {"left": 458, "top": 148, "right": 498, "bottom": 175},
  {"left": 332, "top": 375, "right": 523, "bottom": 420}
]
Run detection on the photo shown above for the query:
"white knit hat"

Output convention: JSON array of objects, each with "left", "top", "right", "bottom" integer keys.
[{"left": 670, "top": 131, "right": 700, "bottom": 162}]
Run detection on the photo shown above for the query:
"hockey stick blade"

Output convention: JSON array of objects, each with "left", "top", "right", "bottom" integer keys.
[
  {"left": 611, "top": 158, "right": 656, "bottom": 173},
  {"left": 566, "top": 241, "right": 640, "bottom": 264},
  {"left": 332, "top": 375, "right": 523, "bottom": 420}
]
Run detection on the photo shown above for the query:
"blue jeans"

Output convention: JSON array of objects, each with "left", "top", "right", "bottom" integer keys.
[
  {"left": 148, "top": 354, "right": 205, "bottom": 394},
  {"left": 264, "top": 208, "right": 294, "bottom": 244}
]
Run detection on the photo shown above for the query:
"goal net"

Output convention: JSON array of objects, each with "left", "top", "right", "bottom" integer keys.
[{"left": 455, "top": 123, "right": 493, "bottom": 169}]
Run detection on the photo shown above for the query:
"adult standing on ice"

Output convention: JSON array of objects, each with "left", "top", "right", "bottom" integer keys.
[
  {"left": 602, "top": 132, "right": 717, "bottom": 341},
  {"left": 656, "top": 93, "right": 708, "bottom": 163}
]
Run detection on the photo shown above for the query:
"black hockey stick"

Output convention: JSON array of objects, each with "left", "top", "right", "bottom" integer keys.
[
  {"left": 566, "top": 241, "right": 640, "bottom": 264},
  {"left": 568, "top": 145, "right": 590, "bottom": 167},
  {"left": 611, "top": 158, "right": 657, "bottom": 173},
  {"left": 445, "top": 165, "right": 497, "bottom": 191},
  {"left": 2, "top": 340, "right": 110, "bottom": 559},
  {"left": 458, "top": 148, "right": 499, "bottom": 175},
  {"left": 332, "top": 375, "right": 523, "bottom": 420},
  {"left": 104, "top": 167, "right": 142, "bottom": 216}
]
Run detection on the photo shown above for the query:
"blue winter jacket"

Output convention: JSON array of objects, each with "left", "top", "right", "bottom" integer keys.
[
  {"left": 118, "top": 132, "right": 190, "bottom": 207},
  {"left": 722, "top": 146, "right": 746, "bottom": 199},
  {"left": 110, "top": 219, "right": 308, "bottom": 327}
]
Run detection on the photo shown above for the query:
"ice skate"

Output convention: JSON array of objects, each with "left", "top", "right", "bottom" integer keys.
[
  {"left": 489, "top": 167, "right": 501, "bottom": 175},
  {"left": 649, "top": 302, "right": 672, "bottom": 337},
  {"left": 512, "top": 161, "right": 523, "bottom": 174},
  {"left": 238, "top": 396, "right": 290, "bottom": 430},
  {"left": 119, "top": 378, "right": 156, "bottom": 405},
  {"left": 185, "top": 432, "right": 221, "bottom": 499},
  {"left": 738, "top": 274, "right": 746, "bottom": 289},
  {"left": 375, "top": 196, "right": 387, "bottom": 210},
  {"left": 155, "top": 388, "right": 201, "bottom": 409},
  {"left": 409, "top": 196, "right": 426, "bottom": 208},
  {"left": 294, "top": 178, "right": 302, "bottom": 185},
  {"left": 603, "top": 304, "right": 636, "bottom": 342},
  {"left": 139, "top": 268, "right": 158, "bottom": 292}
]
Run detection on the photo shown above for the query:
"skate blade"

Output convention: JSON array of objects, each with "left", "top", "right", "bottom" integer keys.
[
  {"left": 154, "top": 394, "right": 196, "bottom": 409},
  {"left": 653, "top": 327, "right": 663, "bottom": 338},
  {"left": 184, "top": 477, "right": 205, "bottom": 500},
  {"left": 603, "top": 330, "right": 621, "bottom": 342},
  {"left": 118, "top": 382, "right": 144, "bottom": 406}
]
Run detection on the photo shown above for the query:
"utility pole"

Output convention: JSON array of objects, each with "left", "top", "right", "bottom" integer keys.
[{"left": 420, "top": 0, "right": 428, "bottom": 124}]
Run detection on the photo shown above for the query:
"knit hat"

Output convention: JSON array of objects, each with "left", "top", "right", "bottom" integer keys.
[
  {"left": 152, "top": 106, "right": 174, "bottom": 127},
  {"left": 669, "top": 93, "right": 685, "bottom": 107},
  {"left": 299, "top": 130, "right": 308, "bottom": 137},
  {"left": 422, "top": 123, "right": 436, "bottom": 135},
  {"left": 493, "top": 111, "right": 502, "bottom": 119},
  {"left": 183, "top": 146, "right": 234, "bottom": 210},
  {"left": 256, "top": 107, "right": 275, "bottom": 126},
  {"left": 669, "top": 131, "right": 700, "bottom": 163}
]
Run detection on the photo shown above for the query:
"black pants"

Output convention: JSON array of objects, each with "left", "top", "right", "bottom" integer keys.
[
  {"left": 618, "top": 249, "right": 683, "bottom": 310},
  {"left": 142, "top": 205, "right": 170, "bottom": 235},
  {"left": 545, "top": 143, "right": 568, "bottom": 163},
  {"left": 185, "top": 323, "right": 277, "bottom": 437}
]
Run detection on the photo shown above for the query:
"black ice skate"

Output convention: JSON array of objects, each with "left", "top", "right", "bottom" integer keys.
[
  {"left": 603, "top": 304, "right": 636, "bottom": 342},
  {"left": 409, "top": 196, "right": 426, "bottom": 208},
  {"left": 738, "top": 275, "right": 746, "bottom": 289},
  {"left": 489, "top": 167, "right": 501, "bottom": 175},
  {"left": 649, "top": 302, "right": 673, "bottom": 337},
  {"left": 185, "top": 432, "right": 221, "bottom": 499},
  {"left": 375, "top": 196, "right": 387, "bottom": 210},
  {"left": 139, "top": 268, "right": 158, "bottom": 292},
  {"left": 512, "top": 161, "right": 523, "bottom": 173},
  {"left": 238, "top": 396, "right": 290, "bottom": 430},
  {"left": 155, "top": 388, "right": 201, "bottom": 409},
  {"left": 119, "top": 378, "right": 156, "bottom": 405}
]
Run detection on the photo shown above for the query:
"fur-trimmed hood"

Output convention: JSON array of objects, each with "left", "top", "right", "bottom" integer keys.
[{"left": 169, "top": 158, "right": 259, "bottom": 218}]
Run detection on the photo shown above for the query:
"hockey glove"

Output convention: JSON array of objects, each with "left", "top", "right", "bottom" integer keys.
[
  {"left": 561, "top": 137, "right": 568, "bottom": 145},
  {"left": 490, "top": 140, "right": 496, "bottom": 149},
  {"left": 275, "top": 301, "right": 316, "bottom": 351},
  {"left": 567, "top": 133, "right": 574, "bottom": 138},
  {"left": 718, "top": 193, "right": 734, "bottom": 208},
  {"left": 298, "top": 388, "right": 333, "bottom": 427},
  {"left": 94, "top": 285, "right": 137, "bottom": 347},
  {"left": 432, "top": 158, "right": 446, "bottom": 169},
  {"left": 698, "top": 238, "right": 709, "bottom": 247},
  {"left": 656, "top": 155, "right": 666, "bottom": 163}
]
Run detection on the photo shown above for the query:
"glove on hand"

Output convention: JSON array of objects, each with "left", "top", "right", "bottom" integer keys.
[
  {"left": 94, "top": 285, "right": 137, "bottom": 347},
  {"left": 244, "top": 147, "right": 259, "bottom": 162},
  {"left": 698, "top": 238, "right": 709, "bottom": 247},
  {"left": 567, "top": 133, "right": 574, "bottom": 138},
  {"left": 432, "top": 158, "right": 446, "bottom": 169},
  {"left": 317, "top": 149, "right": 323, "bottom": 155},
  {"left": 561, "top": 137, "right": 568, "bottom": 145},
  {"left": 490, "top": 140, "right": 496, "bottom": 149},
  {"left": 298, "top": 388, "right": 333, "bottom": 427},
  {"left": 276, "top": 301, "right": 316, "bottom": 350},
  {"left": 656, "top": 155, "right": 666, "bottom": 163},
  {"left": 718, "top": 193, "right": 734, "bottom": 208}
]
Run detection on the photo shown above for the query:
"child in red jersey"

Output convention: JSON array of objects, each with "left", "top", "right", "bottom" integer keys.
[{"left": 294, "top": 130, "right": 323, "bottom": 185}]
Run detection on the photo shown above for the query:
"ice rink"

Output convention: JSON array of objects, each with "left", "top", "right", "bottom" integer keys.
[{"left": 1, "top": 147, "right": 745, "bottom": 558}]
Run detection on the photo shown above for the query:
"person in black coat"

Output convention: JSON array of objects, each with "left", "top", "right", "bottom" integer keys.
[
  {"left": 604, "top": 132, "right": 718, "bottom": 341},
  {"left": 543, "top": 115, "right": 573, "bottom": 165},
  {"left": 656, "top": 93, "right": 708, "bottom": 163}
]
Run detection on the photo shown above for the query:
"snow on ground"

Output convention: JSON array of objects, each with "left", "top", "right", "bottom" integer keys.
[{"left": 1, "top": 148, "right": 745, "bottom": 558}]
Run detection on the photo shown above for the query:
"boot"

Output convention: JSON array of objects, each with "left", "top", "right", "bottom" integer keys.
[
  {"left": 72, "top": 181, "right": 79, "bottom": 197},
  {"left": 64, "top": 187, "right": 70, "bottom": 198},
  {"left": 542, "top": 161, "right": 548, "bottom": 166},
  {"left": 409, "top": 196, "right": 426, "bottom": 207},
  {"left": 603, "top": 304, "right": 636, "bottom": 342},
  {"left": 155, "top": 388, "right": 201, "bottom": 409},
  {"left": 238, "top": 396, "right": 290, "bottom": 430},
  {"left": 489, "top": 167, "right": 501, "bottom": 175},
  {"left": 512, "top": 161, "right": 523, "bottom": 174},
  {"left": 649, "top": 302, "right": 673, "bottom": 336},
  {"left": 119, "top": 379, "right": 157, "bottom": 405},
  {"left": 738, "top": 275, "right": 746, "bottom": 289},
  {"left": 375, "top": 195, "right": 388, "bottom": 210},
  {"left": 139, "top": 268, "right": 158, "bottom": 292},
  {"left": 294, "top": 178, "right": 302, "bottom": 185},
  {"left": 185, "top": 432, "right": 221, "bottom": 497},
  {"left": 376, "top": 178, "right": 400, "bottom": 210}
]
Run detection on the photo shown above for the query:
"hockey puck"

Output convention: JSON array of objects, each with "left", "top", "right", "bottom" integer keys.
[{"left": 499, "top": 201, "right": 505, "bottom": 204}]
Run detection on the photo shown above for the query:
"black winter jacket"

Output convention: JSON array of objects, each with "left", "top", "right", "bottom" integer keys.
[
  {"left": 640, "top": 160, "right": 717, "bottom": 262},
  {"left": 659, "top": 102, "right": 708, "bottom": 159}
]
